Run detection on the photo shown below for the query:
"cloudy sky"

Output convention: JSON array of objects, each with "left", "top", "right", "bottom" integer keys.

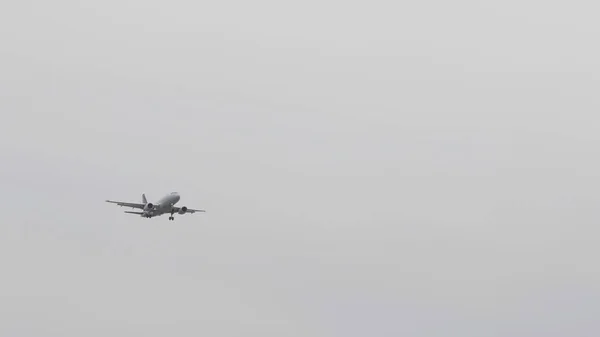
[{"left": 1, "top": 0, "right": 599, "bottom": 336}]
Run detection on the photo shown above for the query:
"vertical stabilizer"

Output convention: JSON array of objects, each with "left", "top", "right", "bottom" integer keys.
[{"left": 142, "top": 194, "right": 147, "bottom": 204}]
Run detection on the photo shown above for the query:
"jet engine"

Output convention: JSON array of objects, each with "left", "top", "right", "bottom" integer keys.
[
  {"left": 145, "top": 203, "right": 154, "bottom": 210},
  {"left": 178, "top": 206, "right": 188, "bottom": 214}
]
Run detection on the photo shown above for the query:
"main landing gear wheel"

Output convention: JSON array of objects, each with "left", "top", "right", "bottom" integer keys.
[{"left": 169, "top": 216, "right": 174, "bottom": 221}]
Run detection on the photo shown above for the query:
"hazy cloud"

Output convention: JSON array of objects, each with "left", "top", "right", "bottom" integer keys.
[{"left": 1, "top": 0, "right": 599, "bottom": 336}]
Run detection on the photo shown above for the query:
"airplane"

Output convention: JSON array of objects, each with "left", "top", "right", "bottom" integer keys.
[{"left": 106, "top": 192, "right": 205, "bottom": 220}]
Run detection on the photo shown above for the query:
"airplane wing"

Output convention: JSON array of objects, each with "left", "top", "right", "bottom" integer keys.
[
  {"left": 106, "top": 200, "right": 146, "bottom": 209},
  {"left": 172, "top": 206, "right": 206, "bottom": 214},
  {"left": 124, "top": 211, "right": 144, "bottom": 215}
]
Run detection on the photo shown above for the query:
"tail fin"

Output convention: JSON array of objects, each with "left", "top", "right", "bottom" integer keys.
[{"left": 142, "top": 194, "right": 147, "bottom": 204}]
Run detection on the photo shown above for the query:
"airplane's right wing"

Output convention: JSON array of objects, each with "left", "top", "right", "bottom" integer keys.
[{"left": 106, "top": 200, "right": 145, "bottom": 209}]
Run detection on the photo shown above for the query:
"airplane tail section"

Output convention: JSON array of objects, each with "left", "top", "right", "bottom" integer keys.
[{"left": 142, "top": 194, "right": 147, "bottom": 204}]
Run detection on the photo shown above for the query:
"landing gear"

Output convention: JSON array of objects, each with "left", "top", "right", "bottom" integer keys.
[{"left": 168, "top": 208, "right": 176, "bottom": 221}]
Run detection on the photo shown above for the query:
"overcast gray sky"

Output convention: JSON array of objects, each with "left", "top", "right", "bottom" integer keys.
[{"left": 1, "top": 0, "right": 599, "bottom": 336}]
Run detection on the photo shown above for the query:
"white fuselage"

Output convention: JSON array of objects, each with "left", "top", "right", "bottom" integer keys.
[{"left": 144, "top": 192, "right": 180, "bottom": 217}]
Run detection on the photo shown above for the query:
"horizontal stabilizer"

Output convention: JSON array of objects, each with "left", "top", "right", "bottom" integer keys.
[{"left": 124, "top": 211, "right": 144, "bottom": 215}]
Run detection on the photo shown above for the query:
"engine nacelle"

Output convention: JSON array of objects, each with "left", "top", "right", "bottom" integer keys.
[
  {"left": 178, "top": 206, "right": 188, "bottom": 214},
  {"left": 145, "top": 203, "right": 154, "bottom": 210}
]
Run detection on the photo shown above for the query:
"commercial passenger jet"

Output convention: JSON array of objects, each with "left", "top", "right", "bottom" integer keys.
[{"left": 106, "top": 192, "right": 205, "bottom": 220}]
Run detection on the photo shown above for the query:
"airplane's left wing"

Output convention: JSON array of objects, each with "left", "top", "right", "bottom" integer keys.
[
  {"left": 172, "top": 206, "right": 206, "bottom": 214},
  {"left": 106, "top": 200, "right": 145, "bottom": 209}
]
